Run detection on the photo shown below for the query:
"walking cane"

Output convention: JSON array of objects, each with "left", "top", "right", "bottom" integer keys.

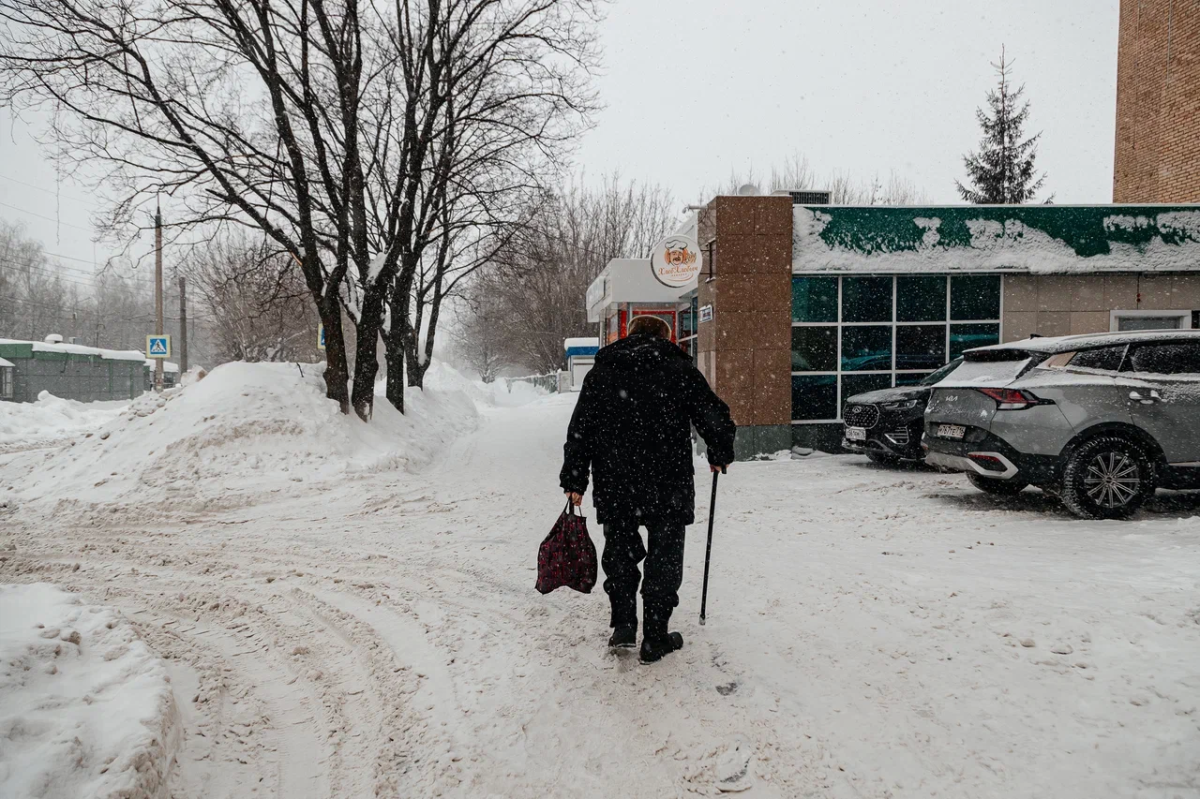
[{"left": 699, "top": 467, "right": 723, "bottom": 626}]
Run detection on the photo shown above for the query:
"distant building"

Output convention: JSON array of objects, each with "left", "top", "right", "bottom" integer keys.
[
  {"left": 0, "top": 337, "right": 146, "bottom": 403},
  {"left": 1114, "top": 0, "right": 1200, "bottom": 202}
]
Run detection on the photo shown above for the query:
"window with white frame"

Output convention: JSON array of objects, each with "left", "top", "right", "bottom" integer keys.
[
  {"left": 791, "top": 274, "right": 1002, "bottom": 422},
  {"left": 1109, "top": 310, "right": 1193, "bottom": 332}
]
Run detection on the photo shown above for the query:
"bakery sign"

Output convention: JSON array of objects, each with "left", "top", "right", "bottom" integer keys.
[{"left": 650, "top": 235, "right": 702, "bottom": 289}]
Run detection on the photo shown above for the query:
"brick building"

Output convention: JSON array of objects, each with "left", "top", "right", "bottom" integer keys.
[
  {"left": 694, "top": 196, "right": 1200, "bottom": 457},
  {"left": 1114, "top": 0, "right": 1200, "bottom": 202}
]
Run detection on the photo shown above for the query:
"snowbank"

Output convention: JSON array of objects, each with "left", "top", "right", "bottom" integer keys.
[
  {"left": 8, "top": 361, "right": 478, "bottom": 513},
  {"left": 0, "top": 584, "right": 179, "bottom": 799},
  {"left": 0, "top": 392, "right": 129, "bottom": 453}
]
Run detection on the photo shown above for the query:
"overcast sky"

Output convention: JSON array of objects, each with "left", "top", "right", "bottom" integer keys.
[{"left": 0, "top": 0, "right": 1120, "bottom": 275}]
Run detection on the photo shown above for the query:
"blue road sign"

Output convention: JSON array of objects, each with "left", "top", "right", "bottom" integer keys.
[
  {"left": 147, "top": 335, "right": 171, "bottom": 359},
  {"left": 318, "top": 324, "right": 326, "bottom": 351}
]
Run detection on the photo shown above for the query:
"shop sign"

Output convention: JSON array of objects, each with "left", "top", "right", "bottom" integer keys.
[
  {"left": 699, "top": 304, "right": 713, "bottom": 323},
  {"left": 650, "top": 235, "right": 702, "bottom": 288}
]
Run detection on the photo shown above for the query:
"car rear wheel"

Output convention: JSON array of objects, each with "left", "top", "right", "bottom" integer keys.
[
  {"left": 966, "top": 472, "right": 1029, "bottom": 495},
  {"left": 1060, "top": 436, "right": 1155, "bottom": 520}
]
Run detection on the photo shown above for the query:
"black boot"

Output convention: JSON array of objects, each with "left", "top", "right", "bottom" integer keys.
[
  {"left": 639, "top": 631, "right": 684, "bottom": 664},
  {"left": 608, "top": 623, "right": 637, "bottom": 649}
]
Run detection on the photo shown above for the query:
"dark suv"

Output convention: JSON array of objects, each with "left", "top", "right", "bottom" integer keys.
[
  {"left": 842, "top": 359, "right": 962, "bottom": 464},
  {"left": 923, "top": 331, "right": 1200, "bottom": 519}
]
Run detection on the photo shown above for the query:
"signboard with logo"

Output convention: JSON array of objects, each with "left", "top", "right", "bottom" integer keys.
[
  {"left": 650, "top": 235, "right": 702, "bottom": 289},
  {"left": 146, "top": 335, "right": 171, "bottom": 359},
  {"left": 699, "top": 304, "right": 713, "bottom": 323}
]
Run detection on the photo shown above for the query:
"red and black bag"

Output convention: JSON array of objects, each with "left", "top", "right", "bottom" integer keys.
[{"left": 535, "top": 503, "right": 598, "bottom": 594}]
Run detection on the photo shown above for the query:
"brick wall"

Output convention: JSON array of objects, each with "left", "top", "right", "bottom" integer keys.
[
  {"left": 1114, "top": 0, "right": 1200, "bottom": 203},
  {"left": 696, "top": 196, "right": 793, "bottom": 457}
]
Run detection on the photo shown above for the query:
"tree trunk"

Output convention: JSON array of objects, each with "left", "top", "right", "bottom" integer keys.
[
  {"left": 406, "top": 278, "right": 444, "bottom": 389},
  {"left": 350, "top": 286, "right": 387, "bottom": 421},
  {"left": 318, "top": 295, "right": 351, "bottom": 415},
  {"left": 383, "top": 288, "right": 406, "bottom": 413}
]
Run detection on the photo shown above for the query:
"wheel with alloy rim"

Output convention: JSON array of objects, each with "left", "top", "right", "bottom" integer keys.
[{"left": 1060, "top": 435, "right": 1155, "bottom": 520}]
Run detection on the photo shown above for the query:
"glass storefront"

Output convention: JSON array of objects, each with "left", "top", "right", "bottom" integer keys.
[{"left": 791, "top": 274, "right": 1002, "bottom": 422}]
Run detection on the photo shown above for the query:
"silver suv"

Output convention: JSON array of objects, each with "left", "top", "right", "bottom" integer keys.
[{"left": 922, "top": 331, "right": 1200, "bottom": 519}]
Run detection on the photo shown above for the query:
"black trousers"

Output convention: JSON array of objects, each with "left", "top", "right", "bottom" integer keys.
[{"left": 602, "top": 519, "right": 686, "bottom": 638}]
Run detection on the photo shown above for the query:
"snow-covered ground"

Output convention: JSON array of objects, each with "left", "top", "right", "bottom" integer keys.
[
  {"left": 0, "top": 393, "right": 128, "bottom": 454},
  {"left": 0, "top": 583, "right": 179, "bottom": 799},
  {"left": 1, "top": 365, "right": 1198, "bottom": 798}
]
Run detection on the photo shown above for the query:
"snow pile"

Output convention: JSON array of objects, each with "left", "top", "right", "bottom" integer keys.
[
  {"left": 8, "top": 361, "right": 477, "bottom": 512},
  {"left": 0, "top": 584, "right": 179, "bottom": 799},
  {"left": 0, "top": 392, "right": 129, "bottom": 453}
]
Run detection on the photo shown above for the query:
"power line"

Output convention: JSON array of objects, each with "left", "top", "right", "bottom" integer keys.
[
  {"left": 0, "top": 173, "right": 100, "bottom": 209},
  {"left": 0, "top": 199, "right": 95, "bottom": 232},
  {"left": 0, "top": 293, "right": 216, "bottom": 326}
]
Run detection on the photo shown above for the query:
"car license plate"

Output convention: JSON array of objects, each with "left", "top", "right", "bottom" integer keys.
[
  {"left": 937, "top": 424, "right": 966, "bottom": 440},
  {"left": 846, "top": 427, "right": 867, "bottom": 442}
]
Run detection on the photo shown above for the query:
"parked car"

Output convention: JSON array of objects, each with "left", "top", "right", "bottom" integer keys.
[
  {"left": 842, "top": 359, "right": 963, "bottom": 464},
  {"left": 922, "top": 330, "right": 1200, "bottom": 519}
]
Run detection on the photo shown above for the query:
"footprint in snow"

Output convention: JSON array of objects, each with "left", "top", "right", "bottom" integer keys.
[{"left": 715, "top": 737, "right": 754, "bottom": 793}]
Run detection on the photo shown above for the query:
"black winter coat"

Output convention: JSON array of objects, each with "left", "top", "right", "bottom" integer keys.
[{"left": 559, "top": 334, "right": 737, "bottom": 526}]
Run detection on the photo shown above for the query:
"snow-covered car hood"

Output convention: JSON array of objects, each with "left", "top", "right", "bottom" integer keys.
[{"left": 844, "top": 386, "right": 928, "bottom": 405}]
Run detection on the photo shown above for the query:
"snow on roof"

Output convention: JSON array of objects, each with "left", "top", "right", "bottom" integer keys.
[
  {"left": 564, "top": 337, "right": 600, "bottom": 350},
  {"left": 0, "top": 338, "right": 146, "bottom": 362},
  {"left": 793, "top": 205, "right": 1200, "bottom": 275},
  {"left": 0, "top": 356, "right": 12, "bottom": 368}
]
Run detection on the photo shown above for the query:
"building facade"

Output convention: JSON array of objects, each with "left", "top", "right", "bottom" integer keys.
[
  {"left": 0, "top": 338, "right": 148, "bottom": 403},
  {"left": 694, "top": 196, "right": 1200, "bottom": 458},
  {"left": 1114, "top": 0, "right": 1200, "bottom": 202}
]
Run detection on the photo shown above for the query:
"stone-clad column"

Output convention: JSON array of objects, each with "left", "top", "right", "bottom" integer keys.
[{"left": 696, "top": 195, "right": 794, "bottom": 459}]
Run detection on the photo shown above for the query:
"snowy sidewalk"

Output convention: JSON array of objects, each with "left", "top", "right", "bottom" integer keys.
[
  {"left": 1, "top": 387, "right": 1198, "bottom": 797},
  {"left": 0, "top": 584, "right": 179, "bottom": 799}
]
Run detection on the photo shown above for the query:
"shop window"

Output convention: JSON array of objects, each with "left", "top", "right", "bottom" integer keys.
[
  {"left": 897, "top": 275, "right": 946, "bottom": 322},
  {"left": 792, "top": 276, "right": 838, "bottom": 323},
  {"left": 842, "top": 276, "right": 892, "bottom": 323},
  {"left": 791, "top": 327, "right": 838, "bottom": 372},
  {"left": 950, "top": 323, "right": 1000, "bottom": 358},
  {"left": 841, "top": 326, "right": 892, "bottom": 371},
  {"left": 896, "top": 325, "right": 946, "bottom": 371},
  {"left": 791, "top": 375, "right": 838, "bottom": 421},
  {"left": 950, "top": 275, "right": 1001, "bottom": 321},
  {"left": 842, "top": 373, "right": 892, "bottom": 403},
  {"left": 895, "top": 372, "right": 933, "bottom": 386}
]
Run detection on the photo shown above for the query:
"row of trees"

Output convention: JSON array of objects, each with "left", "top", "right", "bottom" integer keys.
[
  {"left": 0, "top": 218, "right": 221, "bottom": 361},
  {"left": 1, "top": 0, "right": 602, "bottom": 419}
]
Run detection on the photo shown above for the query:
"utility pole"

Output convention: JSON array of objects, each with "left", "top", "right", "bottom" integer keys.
[
  {"left": 179, "top": 275, "right": 188, "bottom": 374},
  {"left": 154, "top": 199, "right": 164, "bottom": 392}
]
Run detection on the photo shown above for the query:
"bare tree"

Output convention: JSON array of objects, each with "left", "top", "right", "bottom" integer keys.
[
  {"left": 186, "top": 234, "right": 321, "bottom": 363},
  {"left": 450, "top": 280, "right": 508, "bottom": 382},
  {"left": 707, "top": 152, "right": 928, "bottom": 205},
  {"left": 478, "top": 176, "right": 677, "bottom": 374},
  {"left": 0, "top": 0, "right": 602, "bottom": 419}
]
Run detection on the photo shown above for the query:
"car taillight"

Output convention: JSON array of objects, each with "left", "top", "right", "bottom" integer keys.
[{"left": 975, "top": 388, "right": 1045, "bottom": 410}]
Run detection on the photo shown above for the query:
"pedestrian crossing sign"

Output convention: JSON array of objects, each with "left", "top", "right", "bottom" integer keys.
[{"left": 147, "top": 335, "right": 171, "bottom": 359}]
